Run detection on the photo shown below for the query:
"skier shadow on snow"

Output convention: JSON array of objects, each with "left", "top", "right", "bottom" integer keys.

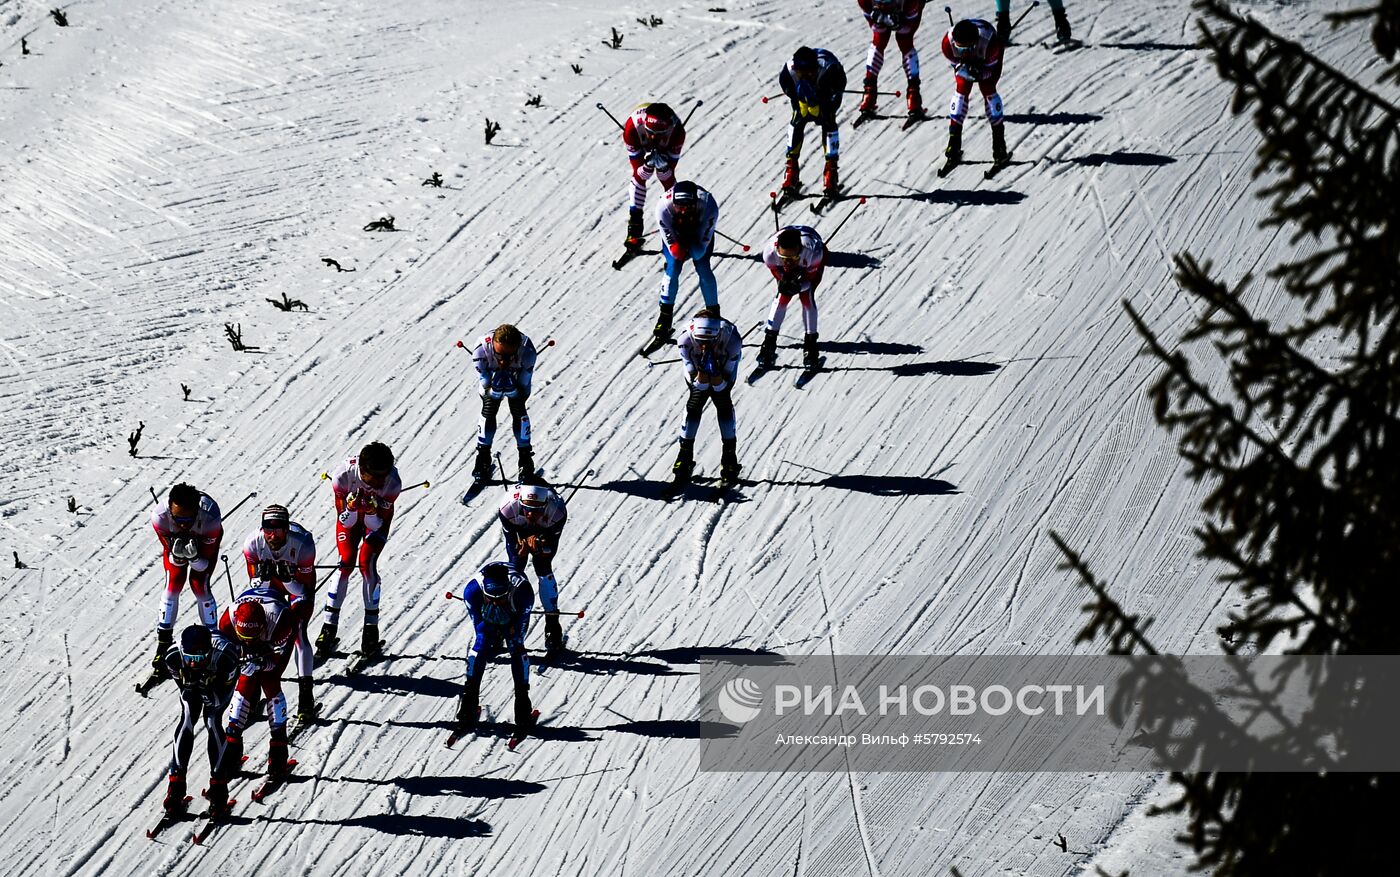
[
  {"left": 593, "top": 719, "right": 738, "bottom": 739},
  {"left": 1002, "top": 112, "right": 1103, "bottom": 125},
  {"left": 758, "top": 471, "right": 959, "bottom": 497},
  {"left": 822, "top": 359, "right": 1002, "bottom": 377},
  {"left": 824, "top": 250, "right": 881, "bottom": 269},
  {"left": 859, "top": 190, "right": 1027, "bottom": 207},
  {"left": 326, "top": 669, "right": 461, "bottom": 699},
  {"left": 1068, "top": 151, "right": 1177, "bottom": 167},
  {"left": 791, "top": 339, "right": 921, "bottom": 355},
  {"left": 326, "top": 773, "right": 547, "bottom": 801},
  {"left": 1095, "top": 41, "right": 1202, "bottom": 52},
  {"left": 266, "top": 814, "right": 492, "bottom": 839},
  {"left": 545, "top": 644, "right": 785, "bottom": 677}
]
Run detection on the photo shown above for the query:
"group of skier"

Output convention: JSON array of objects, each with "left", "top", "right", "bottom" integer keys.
[{"left": 607, "top": 3, "right": 1077, "bottom": 489}]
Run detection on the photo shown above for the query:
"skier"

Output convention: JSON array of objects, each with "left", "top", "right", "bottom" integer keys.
[
  {"left": 645, "top": 180, "right": 721, "bottom": 352},
  {"left": 217, "top": 585, "right": 297, "bottom": 792},
  {"left": 757, "top": 226, "right": 825, "bottom": 372},
  {"left": 940, "top": 18, "right": 1007, "bottom": 165},
  {"left": 451, "top": 561, "right": 536, "bottom": 737},
  {"left": 621, "top": 102, "right": 687, "bottom": 250},
  {"left": 316, "top": 442, "right": 402, "bottom": 660},
  {"left": 148, "top": 483, "right": 223, "bottom": 676},
  {"left": 856, "top": 0, "right": 926, "bottom": 118},
  {"left": 778, "top": 46, "right": 847, "bottom": 196},
  {"left": 242, "top": 504, "right": 317, "bottom": 721},
  {"left": 157, "top": 624, "right": 239, "bottom": 819},
  {"left": 469, "top": 324, "right": 540, "bottom": 484},
  {"left": 498, "top": 483, "right": 569, "bottom": 657},
  {"left": 995, "top": 0, "right": 1072, "bottom": 43},
  {"left": 671, "top": 309, "right": 743, "bottom": 488}
]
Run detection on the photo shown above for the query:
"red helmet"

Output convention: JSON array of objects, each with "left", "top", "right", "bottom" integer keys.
[
  {"left": 233, "top": 601, "right": 266, "bottom": 642},
  {"left": 640, "top": 103, "right": 675, "bottom": 139}
]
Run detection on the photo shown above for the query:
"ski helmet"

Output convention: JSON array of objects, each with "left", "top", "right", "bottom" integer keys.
[
  {"left": 181, "top": 624, "right": 212, "bottom": 658},
  {"left": 480, "top": 564, "right": 518, "bottom": 600},
  {"left": 791, "top": 46, "right": 818, "bottom": 76},
  {"left": 233, "top": 600, "right": 266, "bottom": 642},
  {"left": 359, "top": 442, "right": 394, "bottom": 476},
  {"left": 690, "top": 310, "right": 723, "bottom": 341},
  {"left": 518, "top": 483, "right": 552, "bottom": 511},
  {"left": 671, "top": 180, "right": 699, "bottom": 213},
  {"left": 640, "top": 103, "right": 675, "bottom": 139},
  {"left": 951, "top": 20, "right": 980, "bottom": 51}
]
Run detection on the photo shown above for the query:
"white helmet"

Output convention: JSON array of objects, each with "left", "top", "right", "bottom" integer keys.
[
  {"left": 690, "top": 314, "right": 722, "bottom": 341},
  {"left": 518, "top": 483, "right": 552, "bottom": 510}
]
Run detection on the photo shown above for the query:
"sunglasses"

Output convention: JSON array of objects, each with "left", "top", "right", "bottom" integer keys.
[{"left": 172, "top": 513, "right": 196, "bottom": 526}]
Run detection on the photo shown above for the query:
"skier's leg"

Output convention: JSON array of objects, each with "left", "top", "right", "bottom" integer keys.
[
  {"left": 187, "top": 574, "right": 218, "bottom": 630},
  {"left": 866, "top": 27, "right": 890, "bottom": 80},
  {"left": 476, "top": 394, "right": 502, "bottom": 449},
  {"left": 159, "top": 559, "right": 186, "bottom": 634},
  {"left": 169, "top": 691, "right": 198, "bottom": 777},
  {"left": 358, "top": 539, "right": 382, "bottom": 631},
  {"left": 681, "top": 386, "right": 709, "bottom": 442},
  {"left": 766, "top": 294, "right": 792, "bottom": 333},
  {"left": 324, "top": 521, "right": 362, "bottom": 628},
  {"left": 661, "top": 247, "right": 683, "bottom": 308},
  {"left": 693, "top": 253, "right": 719, "bottom": 310},
  {"left": 799, "top": 291, "right": 819, "bottom": 335},
  {"left": 713, "top": 389, "right": 737, "bottom": 442},
  {"left": 630, "top": 163, "right": 654, "bottom": 210}
]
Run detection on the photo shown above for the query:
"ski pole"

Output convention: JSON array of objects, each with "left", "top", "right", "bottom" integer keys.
[
  {"left": 223, "top": 491, "right": 258, "bottom": 518},
  {"left": 822, "top": 197, "right": 867, "bottom": 247},
  {"left": 596, "top": 102, "right": 625, "bottom": 131},
  {"left": 222, "top": 555, "right": 236, "bottom": 603},
  {"left": 715, "top": 230, "right": 751, "bottom": 252},
  {"left": 562, "top": 469, "right": 595, "bottom": 503},
  {"left": 1012, "top": 1, "right": 1039, "bottom": 31},
  {"left": 769, "top": 191, "right": 781, "bottom": 231},
  {"left": 320, "top": 563, "right": 349, "bottom": 587},
  {"left": 680, "top": 98, "right": 704, "bottom": 128},
  {"left": 149, "top": 486, "right": 160, "bottom": 505},
  {"left": 496, "top": 452, "right": 513, "bottom": 485},
  {"left": 843, "top": 89, "right": 901, "bottom": 96},
  {"left": 455, "top": 337, "right": 555, "bottom": 357},
  {"left": 320, "top": 472, "right": 430, "bottom": 492},
  {"left": 444, "top": 591, "right": 585, "bottom": 617},
  {"left": 945, "top": 5, "right": 954, "bottom": 27}
]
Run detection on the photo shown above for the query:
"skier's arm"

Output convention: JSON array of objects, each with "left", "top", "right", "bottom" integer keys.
[
  {"left": 658, "top": 203, "right": 677, "bottom": 250},
  {"left": 191, "top": 526, "right": 222, "bottom": 574},
  {"left": 677, "top": 338, "right": 698, "bottom": 383},
  {"left": 665, "top": 123, "right": 685, "bottom": 160},
  {"left": 698, "top": 198, "right": 720, "bottom": 246},
  {"left": 472, "top": 344, "right": 493, "bottom": 394},
  {"left": 517, "top": 344, "right": 537, "bottom": 394}
]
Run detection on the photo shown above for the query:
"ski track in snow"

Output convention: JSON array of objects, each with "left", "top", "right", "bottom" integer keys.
[{"left": 0, "top": 0, "right": 1382, "bottom": 874}]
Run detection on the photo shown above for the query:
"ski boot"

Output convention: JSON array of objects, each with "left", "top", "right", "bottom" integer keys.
[
  {"left": 781, "top": 156, "right": 800, "bottom": 193},
  {"left": 267, "top": 728, "right": 290, "bottom": 779},
  {"left": 150, "top": 627, "right": 173, "bottom": 673},
  {"left": 204, "top": 778, "right": 233, "bottom": 818},
  {"left": 296, "top": 677, "right": 316, "bottom": 724},
  {"left": 991, "top": 124, "right": 1009, "bottom": 164},
  {"left": 544, "top": 613, "right": 568, "bottom": 659},
  {"left": 163, "top": 772, "right": 188, "bottom": 815},
  {"left": 514, "top": 685, "right": 536, "bottom": 732},
  {"left": 517, "top": 446, "right": 537, "bottom": 484},
  {"left": 803, "top": 333, "right": 820, "bottom": 371},
  {"left": 625, "top": 207, "right": 644, "bottom": 251},
  {"left": 456, "top": 676, "right": 481, "bottom": 730},
  {"left": 906, "top": 77, "right": 923, "bottom": 116},
  {"left": 360, "top": 624, "right": 381, "bottom": 658},
  {"left": 471, "top": 445, "right": 492, "bottom": 482},
  {"left": 822, "top": 157, "right": 839, "bottom": 196},
  {"left": 720, "top": 438, "right": 742, "bottom": 485},
  {"left": 756, "top": 329, "right": 779, "bottom": 369},
  {"left": 858, "top": 72, "right": 878, "bottom": 114},
  {"left": 670, "top": 438, "right": 695, "bottom": 488},
  {"left": 944, "top": 126, "right": 963, "bottom": 162},
  {"left": 1052, "top": 6, "right": 1073, "bottom": 42},
  {"left": 314, "top": 621, "right": 338, "bottom": 659},
  {"left": 996, "top": 10, "right": 1012, "bottom": 43},
  {"left": 652, "top": 302, "right": 674, "bottom": 344}
]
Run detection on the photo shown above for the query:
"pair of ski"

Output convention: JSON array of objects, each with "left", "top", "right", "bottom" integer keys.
[
  {"left": 662, "top": 468, "right": 742, "bottom": 503},
  {"left": 938, "top": 152, "right": 1014, "bottom": 180},
  {"left": 444, "top": 708, "right": 540, "bottom": 751},
  {"left": 746, "top": 357, "right": 827, "bottom": 389},
  {"left": 145, "top": 757, "right": 297, "bottom": 843},
  {"left": 853, "top": 108, "right": 930, "bottom": 131},
  {"left": 462, "top": 469, "right": 543, "bottom": 505}
]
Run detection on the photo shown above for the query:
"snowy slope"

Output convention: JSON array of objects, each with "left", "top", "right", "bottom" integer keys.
[{"left": 0, "top": 0, "right": 1381, "bottom": 874}]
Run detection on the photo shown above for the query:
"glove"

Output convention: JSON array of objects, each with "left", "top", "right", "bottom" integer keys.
[
  {"left": 169, "top": 536, "right": 197, "bottom": 564},
  {"left": 778, "top": 277, "right": 801, "bottom": 298},
  {"left": 363, "top": 513, "right": 383, "bottom": 532},
  {"left": 647, "top": 151, "right": 671, "bottom": 171},
  {"left": 189, "top": 556, "right": 210, "bottom": 573},
  {"left": 872, "top": 12, "right": 897, "bottom": 29},
  {"left": 338, "top": 507, "right": 357, "bottom": 526},
  {"left": 240, "top": 659, "right": 265, "bottom": 677},
  {"left": 668, "top": 241, "right": 684, "bottom": 259}
]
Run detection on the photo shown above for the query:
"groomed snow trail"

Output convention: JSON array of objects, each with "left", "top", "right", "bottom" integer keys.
[{"left": 0, "top": 1, "right": 1375, "bottom": 875}]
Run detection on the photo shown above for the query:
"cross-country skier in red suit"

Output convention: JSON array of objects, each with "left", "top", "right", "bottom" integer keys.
[
  {"left": 940, "top": 18, "right": 1008, "bottom": 164},
  {"left": 148, "top": 482, "right": 223, "bottom": 675},
  {"left": 856, "top": 0, "right": 927, "bottom": 117},
  {"left": 242, "top": 504, "right": 317, "bottom": 722},
  {"left": 621, "top": 102, "right": 686, "bottom": 250}
]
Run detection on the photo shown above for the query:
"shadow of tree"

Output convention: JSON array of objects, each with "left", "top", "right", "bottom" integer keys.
[
  {"left": 757, "top": 473, "right": 959, "bottom": 496},
  {"left": 1096, "top": 41, "right": 1201, "bottom": 51},
  {"left": 856, "top": 190, "right": 1028, "bottom": 206}
]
